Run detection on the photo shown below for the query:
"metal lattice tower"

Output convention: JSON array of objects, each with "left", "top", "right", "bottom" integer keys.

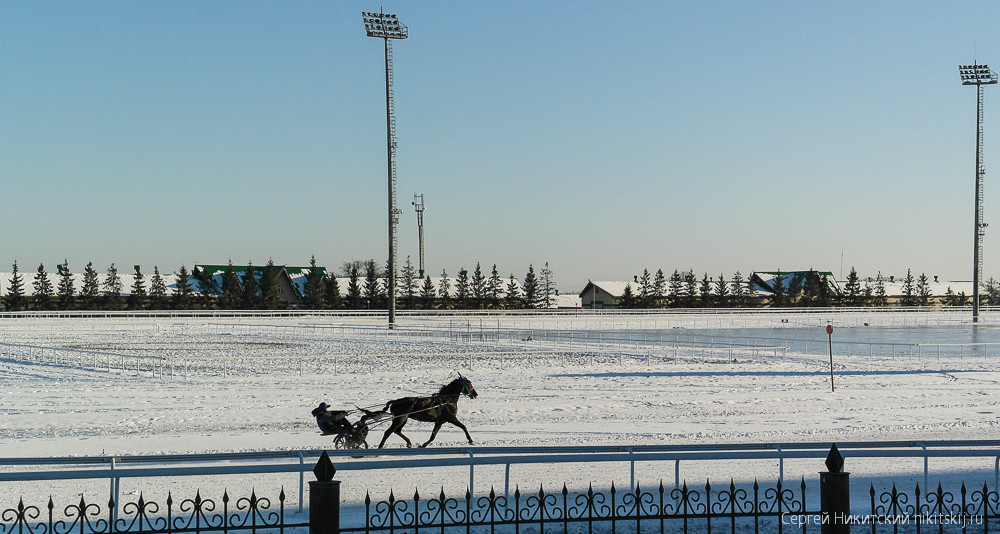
[
  {"left": 363, "top": 11, "right": 407, "bottom": 326},
  {"left": 413, "top": 194, "right": 425, "bottom": 278},
  {"left": 960, "top": 62, "right": 998, "bottom": 323}
]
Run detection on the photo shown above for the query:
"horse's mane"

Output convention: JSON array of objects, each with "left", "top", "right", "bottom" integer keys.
[{"left": 436, "top": 378, "right": 463, "bottom": 396}]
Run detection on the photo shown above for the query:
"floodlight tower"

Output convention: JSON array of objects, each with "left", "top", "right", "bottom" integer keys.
[
  {"left": 960, "top": 62, "right": 998, "bottom": 323},
  {"left": 363, "top": 10, "right": 408, "bottom": 327},
  {"left": 413, "top": 193, "right": 425, "bottom": 278}
]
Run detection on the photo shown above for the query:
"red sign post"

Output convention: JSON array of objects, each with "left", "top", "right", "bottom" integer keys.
[{"left": 826, "top": 324, "right": 835, "bottom": 392}]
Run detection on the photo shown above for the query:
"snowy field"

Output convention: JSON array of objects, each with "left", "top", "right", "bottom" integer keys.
[{"left": 2, "top": 310, "right": 1000, "bottom": 522}]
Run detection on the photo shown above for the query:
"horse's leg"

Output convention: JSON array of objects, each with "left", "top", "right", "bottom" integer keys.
[
  {"left": 378, "top": 416, "right": 412, "bottom": 448},
  {"left": 445, "top": 414, "right": 475, "bottom": 445},
  {"left": 420, "top": 420, "right": 445, "bottom": 448}
]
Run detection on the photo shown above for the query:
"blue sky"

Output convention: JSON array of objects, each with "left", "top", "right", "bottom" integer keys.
[{"left": 2, "top": 1, "right": 999, "bottom": 292}]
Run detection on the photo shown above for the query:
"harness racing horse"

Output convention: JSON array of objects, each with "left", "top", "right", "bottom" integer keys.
[{"left": 377, "top": 376, "right": 479, "bottom": 448}]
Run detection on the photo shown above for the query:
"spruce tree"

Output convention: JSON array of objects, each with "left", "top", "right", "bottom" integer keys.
[
  {"left": 668, "top": 269, "right": 683, "bottom": 308},
  {"left": 917, "top": 273, "right": 932, "bottom": 306},
  {"left": 454, "top": 268, "right": 470, "bottom": 309},
  {"left": 843, "top": 267, "right": 862, "bottom": 307},
  {"left": 347, "top": 266, "right": 362, "bottom": 309},
  {"left": 540, "top": 262, "right": 555, "bottom": 309},
  {"left": 149, "top": 266, "right": 168, "bottom": 309},
  {"left": 638, "top": 268, "right": 652, "bottom": 308},
  {"left": 129, "top": 266, "right": 147, "bottom": 310},
  {"left": 504, "top": 274, "right": 522, "bottom": 309},
  {"left": 419, "top": 275, "right": 436, "bottom": 310},
  {"left": 901, "top": 269, "right": 916, "bottom": 306},
  {"left": 522, "top": 265, "right": 539, "bottom": 308},
  {"left": 731, "top": 271, "right": 746, "bottom": 308},
  {"left": 219, "top": 262, "right": 241, "bottom": 309},
  {"left": 303, "top": 256, "right": 325, "bottom": 309},
  {"left": 6, "top": 261, "right": 25, "bottom": 311},
  {"left": 194, "top": 266, "right": 218, "bottom": 309},
  {"left": 437, "top": 269, "right": 451, "bottom": 309},
  {"left": 259, "top": 260, "right": 281, "bottom": 310},
  {"left": 682, "top": 270, "right": 697, "bottom": 308},
  {"left": 103, "top": 263, "right": 124, "bottom": 310},
  {"left": 769, "top": 270, "right": 786, "bottom": 308},
  {"left": 873, "top": 272, "right": 888, "bottom": 307},
  {"left": 699, "top": 274, "right": 712, "bottom": 308},
  {"left": 57, "top": 260, "right": 74, "bottom": 310},
  {"left": 619, "top": 283, "right": 637, "bottom": 308},
  {"left": 325, "top": 274, "right": 343, "bottom": 310},
  {"left": 714, "top": 273, "right": 729, "bottom": 308},
  {"left": 487, "top": 264, "right": 503, "bottom": 309},
  {"left": 786, "top": 273, "right": 802, "bottom": 307},
  {"left": 174, "top": 265, "right": 194, "bottom": 310},
  {"left": 400, "top": 256, "right": 418, "bottom": 310},
  {"left": 363, "top": 259, "right": 380, "bottom": 309},
  {"left": 80, "top": 262, "right": 100, "bottom": 309},
  {"left": 240, "top": 262, "right": 259, "bottom": 309},
  {"left": 32, "top": 263, "right": 53, "bottom": 310},
  {"left": 652, "top": 269, "right": 666, "bottom": 308},
  {"left": 471, "top": 263, "right": 486, "bottom": 309}
]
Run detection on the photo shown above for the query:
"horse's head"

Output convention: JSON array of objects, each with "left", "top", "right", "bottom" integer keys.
[{"left": 458, "top": 375, "right": 478, "bottom": 399}]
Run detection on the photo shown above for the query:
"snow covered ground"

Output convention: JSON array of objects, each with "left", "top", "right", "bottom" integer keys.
[{"left": 1, "top": 310, "right": 999, "bottom": 520}]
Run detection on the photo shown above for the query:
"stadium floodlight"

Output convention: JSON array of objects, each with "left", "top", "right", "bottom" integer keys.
[
  {"left": 363, "top": 10, "right": 408, "bottom": 327},
  {"left": 959, "top": 62, "right": 998, "bottom": 323}
]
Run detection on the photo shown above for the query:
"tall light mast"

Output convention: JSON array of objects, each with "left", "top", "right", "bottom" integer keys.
[
  {"left": 960, "top": 62, "right": 998, "bottom": 322},
  {"left": 413, "top": 193, "right": 425, "bottom": 278},
  {"left": 363, "top": 10, "right": 407, "bottom": 327}
]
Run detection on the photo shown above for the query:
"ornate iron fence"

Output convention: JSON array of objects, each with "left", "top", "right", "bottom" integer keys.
[
  {"left": 345, "top": 478, "right": 816, "bottom": 534},
  {"left": 0, "top": 488, "right": 306, "bottom": 534},
  {"left": 867, "top": 482, "right": 999, "bottom": 532}
]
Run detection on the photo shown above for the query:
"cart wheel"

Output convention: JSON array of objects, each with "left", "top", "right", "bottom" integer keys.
[{"left": 333, "top": 434, "right": 347, "bottom": 449}]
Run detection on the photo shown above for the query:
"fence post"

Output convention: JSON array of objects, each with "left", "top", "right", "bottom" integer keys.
[
  {"left": 309, "top": 451, "right": 341, "bottom": 534},
  {"left": 820, "top": 443, "right": 850, "bottom": 534}
]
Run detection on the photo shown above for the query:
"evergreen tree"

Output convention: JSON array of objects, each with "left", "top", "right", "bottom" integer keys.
[
  {"left": 325, "top": 274, "right": 343, "bottom": 310},
  {"left": 900, "top": 269, "right": 916, "bottom": 306},
  {"left": 32, "top": 263, "right": 53, "bottom": 310},
  {"left": 239, "top": 262, "right": 259, "bottom": 309},
  {"left": 363, "top": 259, "right": 380, "bottom": 309},
  {"left": 619, "top": 283, "right": 637, "bottom": 308},
  {"left": 400, "top": 256, "right": 419, "bottom": 309},
  {"left": 769, "top": 270, "right": 786, "bottom": 308},
  {"left": 540, "top": 262, "right": 555, "bottom": 309},
  {"left": 471, "top": 263, "right": 486, "bottom": 309},
  {"left": 668, "top": 270, "right": 683, "bottom": 308},
  {"left": 103, "top": 263, "right": 124, "bottom": 310},
  {"left": 194, "top": 266, "right": 218, "bottom": 309},
  {"left": 303, "top": 256, "right": 325, "bottom": 309},
  {"left": 454, "top": 268, "right": 471, "bottom": 309},
  {"left": 916, "top": 273, "right": 932, "bottom": 306},
  {"left": 419, "top": 275, "right": 436, "bottom": 310},
  {"left": 487, "top": 264, "right": 503, "bottom": 309},
  {"left": 437, "top": 269, "right": 451, "bottom": 310},
  {"left": 57, "top": 260, "right": 74, "bottom": 310},
  {"left": 129, "top": 266, "right": 147, "bottom": 310},
  {"left": 786, "top": 273, "right": 802, "bottom": 306},
  {"left": 80, "top": 262, "right": 100, "bottom": 309},
  {"left": 5, "top": 261, "right": 25, "bottom": 311},
  {"left": 149, "top": 266, "right": 168, "bottom": 309},
  {"left": 522, "top": 265, "right": 540, "bottom": 308},
  {"left": 347, "top": 266, "right": 362, "bottom": 309},
  {"left": 505, "top": 274, "right": 522, "bottom": 308},
  {"left": 682, "top": 270, "right": 697, "bottom": 308},
  {"left": 731, "top": 271, "right": 747, "bottom": 308},
  {"left": 174, "top": 265, "right": 194, "bottom": 310},
  {"left": 943, "top": 286, "right": 961, "bottom": 306},
  {"left": 219, "top": 262, "right": 241, "bottom": 309},
  {"left": 638, "top": 268, "right": 653, "bottom": 308},
  {"left": 699, "top": 274, "right": 712, "bottom": 308},
  {"left": 862, "top": 279, "right": 873, "bottom": 307},
  {"left": 714, "top": 273, "right": 729, "bottom": 307},
  {"left": 652, "top": 269, "right": 667, "bottom": 308},
  {"left": 873, "top": 272, "right": 888, "bottom": 307},
  {"left": 843, "top": 267, "right": 862, "bottom": 307},
  {"left": 259, "top": 260, "right": 281, "bottom": 310}
]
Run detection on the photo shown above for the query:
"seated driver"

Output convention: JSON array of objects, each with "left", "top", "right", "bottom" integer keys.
[{"left": 311, "top": 402, "right": 353, "bottom": 434}]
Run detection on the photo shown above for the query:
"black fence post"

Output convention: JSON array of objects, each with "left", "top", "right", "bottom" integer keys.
[
  {"left": 310, "top": 451, "right": 341, "bottom": 534},
  {"left": 820, "top": 443, "right": 850, "bottom": 534}
]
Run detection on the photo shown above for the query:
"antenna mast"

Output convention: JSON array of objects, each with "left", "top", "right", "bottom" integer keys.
[{"left": 413, "top": 193, "right": 425, "bottom": 278}]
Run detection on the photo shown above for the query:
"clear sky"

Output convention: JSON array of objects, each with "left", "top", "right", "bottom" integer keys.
[{"left": 2, "top": 1, "right": 1000, "bottom": 292}]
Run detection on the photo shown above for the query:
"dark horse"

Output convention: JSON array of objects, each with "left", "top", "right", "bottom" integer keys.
[{"left": 377, "top": 376, "right": 479, "bottom": 448}]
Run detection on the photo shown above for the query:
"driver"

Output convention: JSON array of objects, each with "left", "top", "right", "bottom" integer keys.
[{"left": 311, "top": 402, "right": 353, "bottom": 434}]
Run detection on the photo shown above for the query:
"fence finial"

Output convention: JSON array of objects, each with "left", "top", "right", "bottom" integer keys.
[
  {"left": 825, "top": 443, "right": 844, "bottom": 473},
  {"left": 313, "top": 451, "right": 336, "bottom": 482}
]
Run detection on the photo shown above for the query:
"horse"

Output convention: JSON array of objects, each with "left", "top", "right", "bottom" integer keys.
[{"left": 377, "top": 376, "right": 479, "bottom": 448}]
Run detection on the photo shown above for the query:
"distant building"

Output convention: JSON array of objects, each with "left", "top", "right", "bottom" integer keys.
[
  {"left": 578, "top": 280, "right": 634, "bottom": 309},
  {"left": 749, "top": 271, "right": 842, "bottom": 298},
  {"left": 194, "top": 264, "right": 328, "bottom": 305}
]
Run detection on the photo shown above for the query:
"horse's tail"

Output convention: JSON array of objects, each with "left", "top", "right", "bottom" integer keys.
[{"left": 383, "top": 400, "right": 393, "bottom": 412}]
